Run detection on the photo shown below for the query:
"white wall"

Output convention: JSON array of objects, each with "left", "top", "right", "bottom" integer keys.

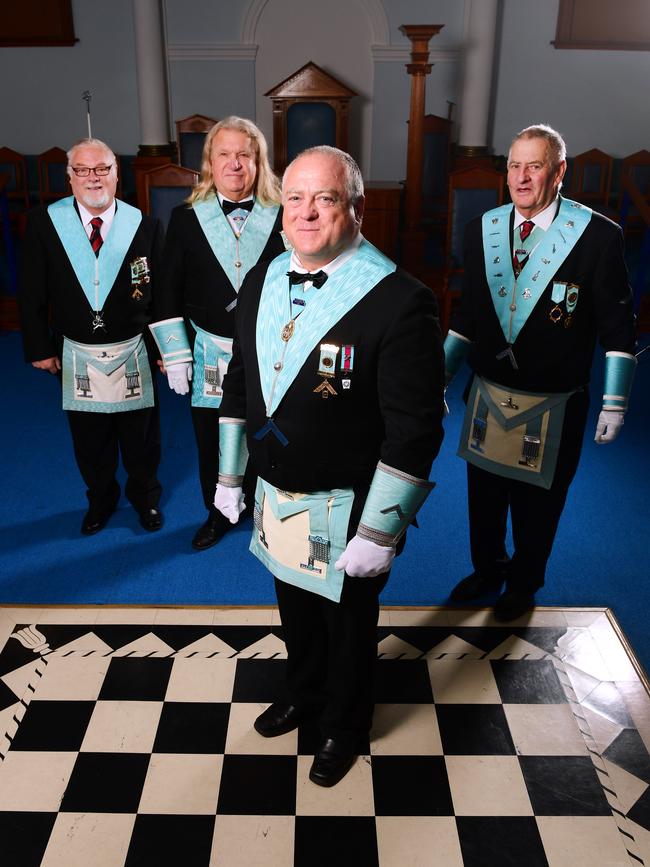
[
  {"left": 492, "top": 0, "right": 650, "bottom": 157},
  {"left": 253, "top": 0, "right": 374, "bottom": 174},
  {"left": 0, "top": 0, "right": 140, "bottom": 154},
  {"left": 1, "top": 0, "right": 649, "bottom": 171}
]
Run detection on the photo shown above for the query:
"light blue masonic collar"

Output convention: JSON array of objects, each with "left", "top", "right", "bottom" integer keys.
[
  {"left": 193, "top": 195, "right": 280, "bottom": 292},
  {"left": 257, "top": 239, "right": 396, "bottom": 417},
  {"left": 482, "top": 197, "right": 592, "bottom": 344},
  {"left": 48, "top": 197, "right": 142, "bottom": 311}
]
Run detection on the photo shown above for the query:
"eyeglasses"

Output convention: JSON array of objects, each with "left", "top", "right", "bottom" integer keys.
[{"left": 70, "top": 165, "right": 113, "bottom": 177}]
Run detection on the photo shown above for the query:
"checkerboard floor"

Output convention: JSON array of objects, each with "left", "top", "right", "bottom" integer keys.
[{"left": 0, "top": 605, "right": 649, "bottom": 866}]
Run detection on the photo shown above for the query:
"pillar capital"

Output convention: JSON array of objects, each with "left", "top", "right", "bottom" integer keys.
[{"left": 399, "top": 24, "right": 444, "bottom": 60}]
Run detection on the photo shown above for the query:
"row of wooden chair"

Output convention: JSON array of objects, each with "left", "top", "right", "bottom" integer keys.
[
  {"left": 0, "top": 146, "right": 75, "bottom": 209},
  {"left": 434, "top": 149, "right": 650, "bottom": 333},
  {"left": 0, "top": 114, "right": 218, "bottom": 214}
]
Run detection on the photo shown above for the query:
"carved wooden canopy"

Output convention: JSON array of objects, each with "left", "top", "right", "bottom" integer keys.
[{"left": 265, "top": 62, "right": 357, "bottom": 173}]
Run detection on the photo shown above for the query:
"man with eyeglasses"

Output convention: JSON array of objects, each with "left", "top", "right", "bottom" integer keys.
[
  {"left": 19, "top": 137, "right": 165, "bottom": 536},
  {"left": 443, "top": 123, "right": 636, "bottom": 622}
]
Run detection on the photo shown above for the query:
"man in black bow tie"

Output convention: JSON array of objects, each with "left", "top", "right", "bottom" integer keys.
[
  {"left": 215, "top": 146, "right": 445, "bottom": 787},
  {"left": 150, "top": 117, "right": 286, "bottom": 550}
]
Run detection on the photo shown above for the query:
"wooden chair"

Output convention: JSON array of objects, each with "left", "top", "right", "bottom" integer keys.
[
  {"left": 568, "top": 148, "right": 613, "bottom": 212},
  {"left": 618, "top": 150, "right": 650, "bottom": 229},
  {"left": 421, "top": 114, "right": 452, "bottom": 228},
  {"left": 175, "top": 114, "right": 218, "bottom": 172},
  {"left": 142, "top": 163, "right": 199, "bottom": 229},
  {"left": 439, "top": 165, "right": 505, "bottom": 334},
  {"left": 0, "top": 147, "right": 29, "bottom": 210},
  {"left": 37, "top": 146, "right": 69, "bottom": 205}
]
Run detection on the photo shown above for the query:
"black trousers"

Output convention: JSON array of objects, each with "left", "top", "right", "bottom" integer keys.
[
  {"left": 274, "top": 568, "right": 389, "bottom": 750},
  {"left": 190, "top": 405, "right": 255, "bottom": 513},
  {"left": 66, "top": 404, "right": 161, "bottom": 513},
  {"left": 467, "top": 388, "right": 590, "bottom": 594}
]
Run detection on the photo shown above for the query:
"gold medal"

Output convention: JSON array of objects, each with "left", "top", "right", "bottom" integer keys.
[
  {"left": 549, "top": 304, "right": 563, "bottom": 324},
  {"left": 281, "top": 320, "right": 295, "bottom": 342}
]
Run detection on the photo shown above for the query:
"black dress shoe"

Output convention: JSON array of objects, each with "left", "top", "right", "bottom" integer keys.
[
  {"left": 191, "top": 508, "right": 231, "bottom": 550},
  {"left": 254, "top": 702, "right": 306, "bottom": 738},
  {"left": 449, "top": 572, "right": 505, "bottom": 604},
  {"left": 493, "top": 590, "right": 535, "bottom": 622},
  {"left": 139, "top": 507, "right": 163, "bottom": 532},
  {"left": 81, "top": 508, "right": 114, "bottom": 536},
  {"left": 309, "top": 738, "right": 356, "bottom": 787}
]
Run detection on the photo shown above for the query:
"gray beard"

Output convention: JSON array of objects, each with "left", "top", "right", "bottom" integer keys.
[{"left": 79, "top": 191, "right": 111, "bottom": 211}]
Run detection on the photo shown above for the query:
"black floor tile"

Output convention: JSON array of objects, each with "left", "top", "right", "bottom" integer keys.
[
  {"left": 603, "top": 728, "right": 650, "bottom": 784},
  {"left": 519, "top": 755, "right": 612, "bottom": 816},
  {"left": 152, "top": 701, "right": 230, "bottom": 753},
  {"left": 0, "top": 676, "right": 20, "bottom": 712},
  {"left": 373, "top": 659, "right": 433, "bottom": 703},
  {"left": 491, "top": 659, "right": 567, "bottom": 704},
  {"left": 379, "top": 626, "right": 453, "bottom": 653},
  {"left": 371, "top": 755, "right": 453, "bottom": 816},
  {"left": 212, "top": 625, "right": 282, "bottom": 652},
  {"left": 294, "top": 817, "right": 378, "bottom": 867},
  {"left": 456, "top": 816, "right": 549, "bottom": 867},
  {"left": 98, "top": 657, "right": 173, "bottom": 701},
  {"left": 92, "top": 626, "right": 159, "bottom": 651},
  {"left": 9, "top": 699, "right": 95, "bottom": 751},
  {"left": 0, "top": 811, "right": 57, "bottom": 867},
  {"left": 60, "top": 752, "right": 151, "bottom": 813},
  {"left": 628, "top": 785, "right": 650, "bottom": 832},
  {"left": 231, "top": 658, "right": 288, "bottom": 702},
  {"left": 217, "top": 754, "right": 296, "bottom": 815},
  {"left": 436, "top": 704, "right": 516, "bottom": 755},
  {"left": 125, "top": 814, "right": 215, "bottom": 866}
]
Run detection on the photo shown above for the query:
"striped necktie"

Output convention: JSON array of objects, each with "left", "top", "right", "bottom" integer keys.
[
  {"left": 513, "top": 220, "right": 535, "bottom": 277},
  {"left": 89, "top": 217, "right": 103, "bottom": 256}
]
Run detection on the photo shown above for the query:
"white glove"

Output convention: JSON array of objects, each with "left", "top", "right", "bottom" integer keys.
[
  {"left": 594, "top": 410, "right": 625, "bottom": 444},
  {"left": 214, "top": 483, "right": 245, "bottom": 524},
  {"left": 335, "top": 534, "right": 396, "bottom": 578},
  {"left": 167, "top": 362, "right": 193, "bottom": 395}
]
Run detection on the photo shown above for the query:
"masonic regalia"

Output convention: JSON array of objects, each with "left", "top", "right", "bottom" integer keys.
[
  {"left": 458, "top": 376, "right": 576, "bottom": 489},
  {"left": 62, "top": 334, "right": 154, "bottom": 412},
  {"left": 190, "top": 320, "right": 233, "bottom": 408},
  {"left": 250, "top": 479, "right": 355, "bottom": 602}
]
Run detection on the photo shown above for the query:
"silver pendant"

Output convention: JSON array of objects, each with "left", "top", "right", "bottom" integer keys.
[{"left": 92, "top": 311, "right": 106, "bottom": 332}]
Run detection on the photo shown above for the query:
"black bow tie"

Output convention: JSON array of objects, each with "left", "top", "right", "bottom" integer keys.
[
  {"left": 222, "top": 198, "right": 254, "bottom": 215},
  {"left": 287, "top": 270, "right": 328, "bottom": 289}
]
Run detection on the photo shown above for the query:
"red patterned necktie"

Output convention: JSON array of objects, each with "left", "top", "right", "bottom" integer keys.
[
  {"left": 519, "top": 220, "right": 535, "bottom": 242},
  {"left": 513, "top": 220, "right": 535, "bottom": 277},
  {"left": 89, "top": 217, "right": 103, "bottom": 256}
]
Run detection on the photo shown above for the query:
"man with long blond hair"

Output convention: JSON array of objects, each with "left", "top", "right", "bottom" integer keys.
[{"left": 150, "top": 117, "right": 286, "bottom": 549}]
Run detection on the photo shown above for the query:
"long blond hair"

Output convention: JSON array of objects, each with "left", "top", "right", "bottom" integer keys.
[{"left": 187, "top": 116, "right": 281, "bottom": 206}]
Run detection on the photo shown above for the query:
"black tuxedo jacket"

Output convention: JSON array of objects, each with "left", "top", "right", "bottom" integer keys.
[
  {"left": 452, "top": 204, "right": 636, "bottom": 393},
  {"left": 157, "top": 202, "right": 285, "bottom": 340},
  {"left": 19, "top": 202, "right": 164, "bottom": 362},
  {"left": 220, "top": 258, "right": 446, "bottom": 493}
]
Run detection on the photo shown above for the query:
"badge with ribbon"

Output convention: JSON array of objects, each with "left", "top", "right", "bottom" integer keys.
[
  {"left": 564, "top": 283, "right": 579, "bottom": 328},
  {"left": 130, "top": 256, "right": 150, "bottom": 300},
  {"left": 313, "top": 343, "right": 339, "bottom": 399},
  {"left": 341, "top": 344, "right": 354, "bottom": 390}
]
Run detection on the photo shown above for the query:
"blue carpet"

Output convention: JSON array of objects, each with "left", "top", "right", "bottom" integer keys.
[{"left": 1, "top": 330, "right": 649, "bottom": 673}]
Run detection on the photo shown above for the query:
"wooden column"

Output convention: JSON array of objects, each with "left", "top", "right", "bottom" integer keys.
[{"left": 399, "top": 25, "right": 443, "bottom": 274}]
